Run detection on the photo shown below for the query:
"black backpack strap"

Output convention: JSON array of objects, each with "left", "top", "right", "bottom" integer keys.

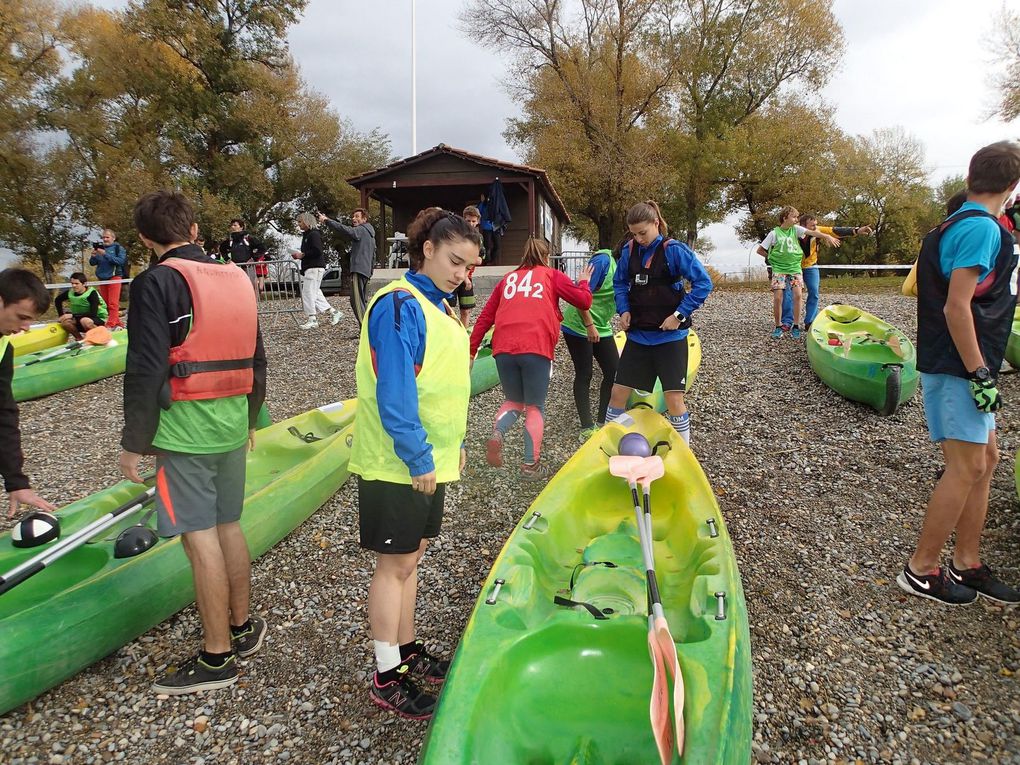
[{"left": 553, "top": 595, "right": 611, "bottom": 620}]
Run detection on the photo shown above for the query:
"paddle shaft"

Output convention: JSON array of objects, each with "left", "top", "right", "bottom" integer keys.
[
  {"left": 20, "top": 343, "right": 81, "bottom": 367},
  {"left": 0, "top": 487, "right": 156, "bottom": 596}
]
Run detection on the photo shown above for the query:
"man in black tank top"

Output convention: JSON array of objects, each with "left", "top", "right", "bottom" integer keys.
[{"left": 896, "top": 141, "right": 1020, "bottom": 607}]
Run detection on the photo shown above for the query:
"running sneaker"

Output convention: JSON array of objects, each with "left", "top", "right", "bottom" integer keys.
[
  {"left": 231, "top": 615, "right": 267, "bottom": 658},
  {"left": 486, "top": 431, "right": 504, "bottom": 467},
  {"left": 781, "top": 324, "right": 791, "bottom": 332},
  {"left": 947, "top": 562, "right": 1020, "bottom": 605},
  {"left": 520, "top": 461, "right": 554, "bottom": 481},
  {"left": 896, "top": 565, "right": 977, "bottom": 605},
  {"left": 791, "top": 326, "right": 802, "bottom": 340},
  {"left": 578, "top": 426, "right": 599, "bottom": 443},
  {"left": 329, "top": 309, "right": 344, "bottom": 326},
  {"left": 370, "top": 665, "right": 437, "bottom": 720},
  {"left": 152, "top": 653, "right": 238, "bottom": 695},
  {"left": 404, "top": 640, "right": 450, "bottom": 684},
  {"left": 770, "top": 327, "right": 784, "bottom": 340},
  {"left": 298, "top": 318, "right": 319, "bottom": 330}
]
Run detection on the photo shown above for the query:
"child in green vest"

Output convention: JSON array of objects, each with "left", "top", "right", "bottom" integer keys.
[
  {"left": 349, "top": 208, "right": 482, "bottom": 719},
  {"left": 755, "top": 206, "right": 838, "bottom": 339},
  {"left": 55, "top": 272, "right": 108, "bottom": 340}
]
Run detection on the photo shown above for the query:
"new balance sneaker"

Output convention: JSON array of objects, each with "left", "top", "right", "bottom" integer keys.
[
  {"left": 152, "top": 653, "right": 238, "bottom": 695},
  {"left": 770, "top": 326, "right": 784, "bottom": 339},
  {"left": 485, "top": 431, "right": 504, "bottom": 467},
  {"left": 520, "top": 460, "right": 554, "bottom": 482},
  {"left": 403, "top": 641, "right": 450, "bottom": 685},
  {"left": 896, "top": 565, "right": 977, "bottom": 605},
  {"left": 298, "top": 318, "right": 319, "bottom": 330},
  {"left": 328, "top": 309, "right": 344, "bottom": 326},
  {"left": 370, "top": 665, "right": 437, "bottom": 720},
  {"left": 231, "top": 615, "right": 267, "bottom": 658},
  {"left": 947, "top": 562, "right": 1020, "bottom": 605}
]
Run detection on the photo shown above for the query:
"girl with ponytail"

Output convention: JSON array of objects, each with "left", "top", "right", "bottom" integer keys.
[
  {"left": 469, "top": 237, "right": 595, "bottom": 480},
  {"left": 348, "top": 207, "right": 481, "bottom": 720},
  {"left": 604, "top": 200, "right": 713, "bottom": 445}
]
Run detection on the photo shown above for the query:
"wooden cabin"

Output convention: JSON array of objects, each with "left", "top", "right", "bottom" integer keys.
[{"left": 346, "top": 144, "right": 571, "bottom": 266}]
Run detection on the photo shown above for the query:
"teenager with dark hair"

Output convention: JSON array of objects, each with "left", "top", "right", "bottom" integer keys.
[
  {"left": 0, "top": 268, "right": 55, "bottom": 519},
  {"left": 55, "top": 272, "right": 108, "bottom": 339},
  {"left": 349, "top": 207, "right": 481, "bottom": 719},
  {"left": 221, "top": 219, "right": 267, "bottom": 291},
  {"left": 470, "top": 237, "right": 593, "bottom": 479},
  {"left": 122, "top": 190, "right": 268, "bottom": 694},
  {"left": 898, "top": 141, "right": 1020, "bottom": 606}
]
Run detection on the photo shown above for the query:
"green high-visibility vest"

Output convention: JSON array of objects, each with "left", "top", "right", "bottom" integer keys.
[
  {"left": 349, "top": 276, "right": 470, "bottom": 484},
  {"left": 767, "top": 226, "right": 803, "bottom": 275},
  {"left": 66, "top": 286, "right": 108, "bottom": 321},
  {"left": 562, "top": 251, "right": 617, "bottom": 338}
]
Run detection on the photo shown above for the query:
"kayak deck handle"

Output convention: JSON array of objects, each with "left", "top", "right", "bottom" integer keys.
[
  {"left": 522, "top": 512, "right": 542, "bottom": 530},
  {"left": 714, "top": 591, "right": 727, "bottom": 621},
  {"left": 706, "top": 518, "right": 719, "bottom": 538},
  {"left": 485, "top": 578, "right": 506, "bottom": 605}
]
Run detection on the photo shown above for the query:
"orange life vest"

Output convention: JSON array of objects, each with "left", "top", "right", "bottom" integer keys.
[{"left": 161, "top": 258, "right": 257, "bottom": 401}]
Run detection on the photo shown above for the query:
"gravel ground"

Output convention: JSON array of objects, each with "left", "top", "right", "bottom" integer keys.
[{"left": 2, "top": 286, "right": 1019, "bottom": 765}]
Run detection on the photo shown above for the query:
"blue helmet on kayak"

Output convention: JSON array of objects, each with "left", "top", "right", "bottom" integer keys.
[
  {"left": 12, "top": 511, "right": 60, "bottom": 548},
  {"left": 618, "top": 432, "right": 651, "bottom": 457}
]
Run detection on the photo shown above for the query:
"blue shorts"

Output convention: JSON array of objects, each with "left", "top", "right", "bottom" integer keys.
[{"left": 920, "top": 372, "right": 995, "bottom": 444}]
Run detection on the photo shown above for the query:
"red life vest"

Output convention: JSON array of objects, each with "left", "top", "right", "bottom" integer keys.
[{"left": 161, "top": 258, "right": 257, "bottom": 401}]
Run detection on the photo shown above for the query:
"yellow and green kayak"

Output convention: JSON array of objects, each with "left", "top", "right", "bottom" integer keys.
[
  {"left": 419, "top": 406, "right": 752, "bottom": 764},
  {"left": 806, "top": 304, "right": 918, "bottom": 416},
  {"left": 614, "top": 329, "right": 702, "bottom": 411},
  {"left": 9, "top": 323, "right": 68, "bottom": 357},
  {"left": 0, "top": 401, "right": 356, "bottom": 715}
]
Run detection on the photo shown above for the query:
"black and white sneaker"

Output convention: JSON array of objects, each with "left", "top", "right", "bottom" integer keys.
[
  {"left": 404, "top": 640, "right": 450, "bottom": 684},
  {"left": 232, "top": 615, "right": 267, "bottom": 658},
  {"left": 370, "top": 664, "right": 437, "bottom": 720},
  {"left": 896, "top": 565, "right": 977, "bottom": 606},
  {"left": 152, "top": 654, "right": 238, "bottom": 695},
  {"left": 947, "top": 562, "right": 1020, "bottom": 605}
]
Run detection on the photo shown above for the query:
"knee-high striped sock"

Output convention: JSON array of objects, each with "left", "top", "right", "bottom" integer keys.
[{"left": 669, "top": 412, "right": 691, "bottom": 444}]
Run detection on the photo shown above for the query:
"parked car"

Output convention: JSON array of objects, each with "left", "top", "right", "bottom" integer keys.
[{"left": 320, "top": 267, "right": 344, "bottom": 296}]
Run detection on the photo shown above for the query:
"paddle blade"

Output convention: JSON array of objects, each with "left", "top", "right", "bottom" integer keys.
[
  {"left": 608, "top": 455, "right": 643, "bottom": 479},
  {"left": 648, "top": 628, "right": 674, "bottom": 765},
  {"left": 634, "top": 456, "right": 665, "bottom": 487},
  {"left": 83, "top": 326, "right": 112, "bottom": 345},
  {"left": 654, "top": 616, "right": 686, "bottom": 757}
]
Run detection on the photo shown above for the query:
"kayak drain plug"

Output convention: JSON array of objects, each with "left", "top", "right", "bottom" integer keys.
[
  {"left": 714, "top": 592, "right": 727, "bottom": 621},
  {"left": 523, "top": 512, "right": 542, "bottom": 530},
  {"left": 706, "top": 518, "right": 719, "bottom": 538}
]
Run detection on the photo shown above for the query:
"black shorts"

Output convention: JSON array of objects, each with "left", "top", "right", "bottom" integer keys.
[
  {"left": 358, "top": 477, "right": 446, "bottom": 554},
  {"left": 453, "top": 280, "right": 475, "bottom": 308},
  {"left": 72, "top": 315, "right": 99, "bottom": 332},
  {"left": 615, "top": 337, "right": 689, "bottom": 393}
]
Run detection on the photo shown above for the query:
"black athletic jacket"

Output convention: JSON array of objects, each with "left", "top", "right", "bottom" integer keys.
[
  {"left": 0, "top": 344, "right": 29, "bottom": 492},
  {"left": 121, "top": 245, "right": 268, "bottom": 454}
]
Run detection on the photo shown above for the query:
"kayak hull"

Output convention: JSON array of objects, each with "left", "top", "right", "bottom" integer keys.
[
  {"left": 419, "top": 407, "right": 752, "bottom": 764},
  {"left": 10, "top": 324, "right": 68, "bottom": 357},
  {"left": 13, "top": 336, "right": 129, "bottom": 402},
  {"left": 615, "top": 329, "right": 702, "bottom": 411},
  {"left": 0, "top": 401, "right": 356, "bottom": 715},
  {"left": 806, "top": 305, "right": 918, "bottom": 415}
]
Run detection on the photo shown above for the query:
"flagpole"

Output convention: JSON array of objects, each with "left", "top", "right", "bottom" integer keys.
[{"left": 411, "top": 0, "right": 417, "bottom": 155}]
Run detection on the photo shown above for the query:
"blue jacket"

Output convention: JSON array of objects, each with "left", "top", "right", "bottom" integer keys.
[
  {"left": 90, "top": 243, "right": 127, "bottom": 279},
  {"left": 368, "top": 270, "right": 455, "bottom": 477},
  {"left": 613, "top": 235, "right": 712, "bottom": 346},
  {"left": 483, "top": 179, "right": 512, "bottom": 231}
]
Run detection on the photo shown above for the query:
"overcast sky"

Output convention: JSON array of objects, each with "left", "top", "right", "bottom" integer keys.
[{"left": 288, "top": 0, "right": 1017, "bottom": 269}]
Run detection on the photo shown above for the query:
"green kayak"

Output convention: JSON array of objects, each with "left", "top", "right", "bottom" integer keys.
[
  {"left": 806, "top": 304, "right": 918, "bottom": 416},
  {"left": 0, "top": 400, "right": 356, "bottom": 715},
  {"left": 471, "top": 329, "right": 499, "bottom": 396},
  {"left": 614, "top": 329, "right": 703, "bottom": 411},
  {"left": 419, "top": 407, "right": 752, "bottom": 764},
  {"left": 1004, "top": 305, "right": 1020, "bottom": 369},
  {"left": 12, "top": 335, "right": 129, "bottom": 402}
]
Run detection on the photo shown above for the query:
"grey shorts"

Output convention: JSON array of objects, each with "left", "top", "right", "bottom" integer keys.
[{"left": 154, "top": 446, "right": 247, "bottom": 537}]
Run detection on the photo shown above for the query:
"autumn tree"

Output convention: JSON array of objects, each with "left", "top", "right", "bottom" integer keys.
[
  {"left": 988, "top": 5, "right": 1020, "bottom": 121},
  {"left": 465, "top": 0, "right": 680, "bottom": 248}
]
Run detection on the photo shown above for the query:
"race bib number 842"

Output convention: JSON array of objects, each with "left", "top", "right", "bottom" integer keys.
[{"left": 503, "top": 271, "right": 545, "bottom": 300}]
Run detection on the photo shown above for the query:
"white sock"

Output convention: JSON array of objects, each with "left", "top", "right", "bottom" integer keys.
[
  {"left": 374, "top": 640, "right": 401, "bottom": 674},
  {"left": 669, "top": 412, "right": 691, "bottom": 444}
]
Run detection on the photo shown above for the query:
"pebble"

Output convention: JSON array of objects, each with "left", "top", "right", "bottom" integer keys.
[{"left": 2, "top": 289, "right": 1019, "bottom": 763}]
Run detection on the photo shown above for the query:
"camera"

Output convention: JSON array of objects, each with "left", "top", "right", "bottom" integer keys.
[{"left": 91, "top": 241, "right": 104, "bottom": 250}]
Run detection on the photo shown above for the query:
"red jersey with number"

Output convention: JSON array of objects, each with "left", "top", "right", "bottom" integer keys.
[{"left": 469, "top": 265, "right": 592, "bottom": 360}]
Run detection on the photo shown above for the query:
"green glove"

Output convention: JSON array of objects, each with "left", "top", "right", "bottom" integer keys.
[{"left": 969, "top": 378, "right": 1002, "bottom": 413}]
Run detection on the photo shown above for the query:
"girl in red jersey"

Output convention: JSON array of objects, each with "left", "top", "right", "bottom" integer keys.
[{"left": 469, "top": 238, "right": 593, "bottom": 480}]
